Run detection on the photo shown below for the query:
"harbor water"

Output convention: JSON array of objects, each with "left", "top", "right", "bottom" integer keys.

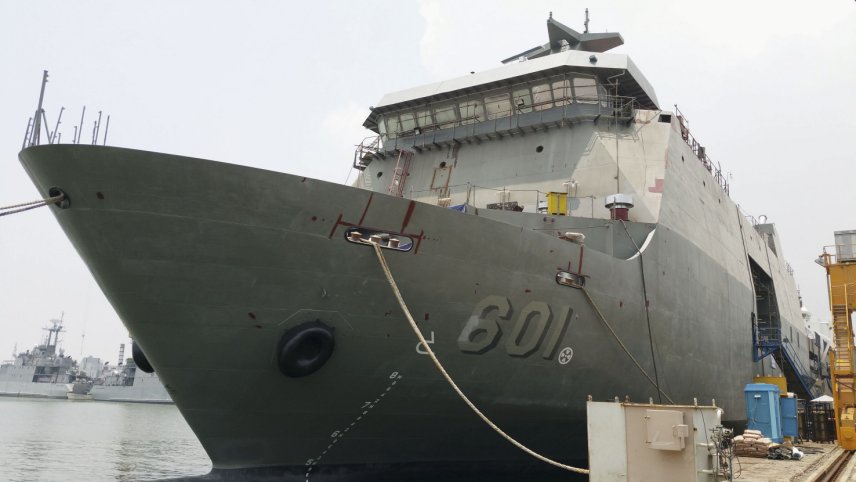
[{"left": 0, "top": 397, "right": 211, "bottom": 481}]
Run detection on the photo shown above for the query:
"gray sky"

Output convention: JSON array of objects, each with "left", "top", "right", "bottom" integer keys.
[{"left": 1, "top": 1, "right": 854, "bottom": 363}]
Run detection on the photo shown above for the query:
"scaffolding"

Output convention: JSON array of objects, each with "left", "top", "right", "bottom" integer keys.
[{"left": 822, "top": 234, "right": 856, "bottom": 450}]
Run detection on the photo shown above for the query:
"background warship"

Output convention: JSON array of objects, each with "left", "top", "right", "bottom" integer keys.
[
  {"left": 90, "top": 355, "right": 172, "bottom": 404},
  {"left": 17, "top": 16, "right": 829, "bottom": 481},
  {"left": 0, "top": 318, "right": 86, "bottom": 399}
]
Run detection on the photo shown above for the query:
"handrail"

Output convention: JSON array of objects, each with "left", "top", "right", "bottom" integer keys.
[
  {"left": 821, "top": 244, "right": 856, "bottom": 265},
  {"left": 675, "top": 104, "right": 730, "bottom": 196},
  {"left": 353, "top": 135, "right": 381, "bottom": 170},
  {"left": 753, "top": 319, "right": 819, "bottom": 397},
  {"left": 780, "top": 340, "right": 820, "bottom": 398}
]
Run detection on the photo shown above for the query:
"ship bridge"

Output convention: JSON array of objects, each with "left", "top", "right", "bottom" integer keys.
[
  {"left": 354, "top": 16, "right": 677, "bottom": 227},
  {"left": 362, "top": 18, "right": 658, "bottom": 155}
]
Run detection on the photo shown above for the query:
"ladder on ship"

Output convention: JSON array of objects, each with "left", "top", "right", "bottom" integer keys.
[
  {"left": 387, "top": 150, "right": 413, "bottom": 197},
  {"left": 822, "top": 243, "right": 856, "bottom": 450}
]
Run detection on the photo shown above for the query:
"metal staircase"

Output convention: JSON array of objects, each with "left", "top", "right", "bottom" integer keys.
[
  {"left": 832, "top": 304, "right": 853, "bottom": 374},
  {"left": 821, "top": 237, "right": 856, "bottom": 450},
  {"left": 778, "top": 341, "right": 821, "bottom": 399},
  {"left": 750, "top": 263, "right": 821, "bottom": 399}
]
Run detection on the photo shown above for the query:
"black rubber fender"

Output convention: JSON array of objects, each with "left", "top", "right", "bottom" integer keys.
[
  {"left": 277, "top": 320, "right": 335, "bottom": 378},
  {"left": 132, "top": 342, "right": 155, "bottom": 373}
]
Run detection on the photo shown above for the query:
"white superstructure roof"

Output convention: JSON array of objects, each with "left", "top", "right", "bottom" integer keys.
[{"left": 367, "top": 49, "right": 658, "bottom": 123}]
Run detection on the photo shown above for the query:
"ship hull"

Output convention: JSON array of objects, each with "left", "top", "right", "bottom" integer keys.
[
  {"left": 0, "top": 380, "right": 73, "bottom": 399},
  {"left": 21, "top": 145, "right": 757, "bottom": 478},
  {"left": 91, "top": 372, "right": 173, "bottom": 403}
]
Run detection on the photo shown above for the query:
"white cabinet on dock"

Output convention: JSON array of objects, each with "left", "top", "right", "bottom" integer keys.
[{"left": 587, "top": 400, "right": 723, "bottom": 482}]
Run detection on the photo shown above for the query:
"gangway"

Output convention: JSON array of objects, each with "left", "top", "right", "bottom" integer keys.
[{"left": 821, "top": 230, "right": 856, "bottom": 450}]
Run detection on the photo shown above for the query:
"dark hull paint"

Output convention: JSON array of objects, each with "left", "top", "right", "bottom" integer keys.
[
  {"left": 163, "top": 460, "right": 587, "bottom": 482},
  {"left": 20, "top": 144, "right": 805, "bottom": 479}
]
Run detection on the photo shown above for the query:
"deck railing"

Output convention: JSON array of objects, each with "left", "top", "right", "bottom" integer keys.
[{"left": 674, "top": 105, "right": 729, "bottom": 195}]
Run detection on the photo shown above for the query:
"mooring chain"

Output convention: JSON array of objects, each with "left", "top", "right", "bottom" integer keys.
[
  {"left": 371, "top": 241, "right": 591, "bottom": 475},
  {"left": 0, "top": 193, "right": 65, "bottom": 217}
]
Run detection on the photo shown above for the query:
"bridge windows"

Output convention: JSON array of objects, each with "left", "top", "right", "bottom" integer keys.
[
  {"left": 458, "top": 99, "right": 484, "bottom": 125},
  {"left": 552, "top": 79, "right": 571, "bottom": 106},
  {"left": 433, "top": 103, "right": 458, "bottom": 127},
  {"left": 379, "top": 73, "right": 612, "bottom": 139},
  {"left": 399, "top": 112, "right": 417, "bottom": 132},
  {"left": 416, "top": 109, "right": 434, "bottom": 128},
  {"left": 532, "top": 83, "right": 553, "bottom": 110},
  {"left": 513, "top": 88, "right": 533, "bottom": 113},
  {"left": 484, "top": 92, "right": 512, "bottom": 120},
  {"left": 574, "top": 77, "right": 598, "bottom": 104}
]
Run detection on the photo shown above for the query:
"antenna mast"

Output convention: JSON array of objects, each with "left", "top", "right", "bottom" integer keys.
[
  {"left": 30, "top": 70, "right": 48, "bottom": 147},
  {"left": 584, "top": 8, "right": 590, "bottom": 34},
  {"left": 42, "top": 316, "right": 66, "bottom": 355}
]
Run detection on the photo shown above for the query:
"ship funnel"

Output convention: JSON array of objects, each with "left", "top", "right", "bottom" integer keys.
[{"left": 605, "top": 194, "right": 633, "bottom": 221}]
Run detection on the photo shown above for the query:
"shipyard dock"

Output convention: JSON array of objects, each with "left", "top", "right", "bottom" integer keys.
[{"left": 709, "top": 443, "right": 853, "bottom": 482}]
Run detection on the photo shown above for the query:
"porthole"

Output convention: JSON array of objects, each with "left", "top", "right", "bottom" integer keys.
[
  {"left": 536, "top": 145, "right": 544, "bottom": 153},
  {"left": 376, "top": 171, "right": 383, "bottom": 178}
]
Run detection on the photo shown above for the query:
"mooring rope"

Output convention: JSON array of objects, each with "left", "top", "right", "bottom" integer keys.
[
  {"left": 0, "top": 193, "right": 65, "bottom": 217},
  {"left": 619, "top": 219, "right": 663, "bottom": 404},
  {"left": 579, "top": 285, "right": 674, "bottom": 404},
  {"left": 371, "top": 242, "right": 590, "bottom": 475}
]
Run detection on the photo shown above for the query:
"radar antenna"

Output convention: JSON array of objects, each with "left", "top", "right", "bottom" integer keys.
[
  {"left": 584, "top": 8, "right": 590, "bottom": 34},
  {"left": 42, "top": 314, "right": 66, "bottom": 355},
  {"left": 501, "top": 15, "right": 623, "bottom": 63}
]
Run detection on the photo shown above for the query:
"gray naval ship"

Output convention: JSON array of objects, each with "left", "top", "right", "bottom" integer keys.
[
  {"left": 18, "top": 16, "right": 828, "bottom": 481},
  {"left": 0, "top": 318, "right": 85, "bottom": 399},
  {"left": 90, "top": 355, "right": 173, "bottom": 404}
]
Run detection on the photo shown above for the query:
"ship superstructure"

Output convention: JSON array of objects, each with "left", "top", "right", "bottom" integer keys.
[
  {"left": 0, "top": 318, "right": 86, "bottom": 399},
  {"left": 17, "top": 16, "right": 827, "bottom": 481}
]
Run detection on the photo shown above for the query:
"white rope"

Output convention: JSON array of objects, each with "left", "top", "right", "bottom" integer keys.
[
  {"left": 0, "top": 194, "right": 65, "bottom": 217},
  {"left": 371, "top": 242, "right": 590, "bottom": 475}
]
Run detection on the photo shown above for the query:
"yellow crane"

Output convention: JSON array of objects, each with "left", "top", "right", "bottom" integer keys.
[{"left": 823, "top": 231, "right": 856, "bottom": 450}]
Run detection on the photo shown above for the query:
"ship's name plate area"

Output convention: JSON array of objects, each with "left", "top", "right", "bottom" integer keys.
[{"left": 457, "top": 295, "right": 574, "bottom": 364}]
